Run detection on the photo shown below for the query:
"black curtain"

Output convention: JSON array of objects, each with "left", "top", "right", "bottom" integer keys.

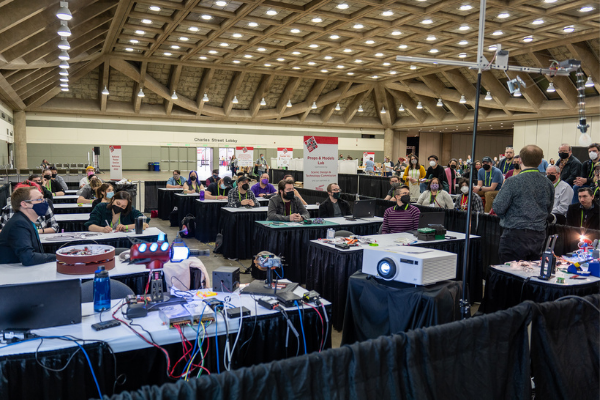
[
  {"left": 0, "top": 183, "right": 10, "bottom": 209},
  {"left": 358, "top": 175, "right": 391, "bottom": 199},
  {"left": 270, "top": 169, "right": 302, "bottom": 183},
  {"left": 294, "top": 188, "right": 329, "bottom": 204},
  {"left": 337, "top": 174, "right": 358, "bottom": 194},
  {"left": 144, "top": 181, "right": 167, "bottom": 213}
]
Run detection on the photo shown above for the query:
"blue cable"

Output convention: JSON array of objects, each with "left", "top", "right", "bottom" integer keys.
[
  {"left": 215, "top": 306, "right": 221, "bottom": 374},
  {"left": 274, "top": 263, "right": 284, "bottom": 279},
  {"left": 182, "top": 304, "right": 206, "bottom": 378},
  {"left": 295, "top": 301, "right": 307, "bottom": 355}
]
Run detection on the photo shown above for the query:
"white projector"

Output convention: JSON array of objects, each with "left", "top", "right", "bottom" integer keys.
[{"left": 362, "top": 246, "right": 457, "bottom": 285}]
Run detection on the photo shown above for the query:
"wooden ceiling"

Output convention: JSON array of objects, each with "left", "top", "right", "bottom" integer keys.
[{"left": 0, "top": 0, "right": 598, "bottom": 130}]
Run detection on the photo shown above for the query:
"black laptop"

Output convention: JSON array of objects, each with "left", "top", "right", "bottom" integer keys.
[
  {"left": 346, "top": 199, "right": 376, "bottom": 220},
  {"left": 0, "top": 280, "right": 82, "bottom": 330},
  {"left": 418, "top": 212, "right": 445, "bottom": 228}
]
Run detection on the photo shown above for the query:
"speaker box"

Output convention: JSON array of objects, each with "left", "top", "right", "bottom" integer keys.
[
  {"left": 212, "top": 266, "right": 240, "bottom": 292},
  {"left": 93, "top": 147, "right": 100, "bottom": 155}
]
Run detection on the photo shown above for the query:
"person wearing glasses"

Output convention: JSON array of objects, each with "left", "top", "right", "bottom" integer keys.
[
  {"left": 267, "top": 179, "right": 310, "bottom": 221},
  {"left": 319, "top": 183, "right": 351, "bottom": 218},
  {"left": 0, "top": 186, "right": 57, "bottom": 266},
  {"left": 0, "top": 182, "right": 59, "bottom": 234}
]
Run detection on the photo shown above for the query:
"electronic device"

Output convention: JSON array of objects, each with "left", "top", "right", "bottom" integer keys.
[
  {"left": 205, "top": 298, "right": 224, "bottom": 311},
  {"left": 183, "top": 302, "right": 215, "bottom": 324},
  {"left": 212, "top": 266, "right": 240, "bottom": 292},
  {"left": 257, "top": 297, "right": 279, "bottom": 310},
  {"left": 226, "top": 306, "right": 251, "bottom": 319},
  {"left": 0, "top": 280, "right": 81, "bottom": 330},
  {"left": 302, "top": 290, "right": 321, "bottom": 305},
  {"left": 276, "top": 291, "right": 302, "bottom": 308},
  {"left": 362, "top": 246, "right": 457, "bottom": 285},
  {"left": 346, "top": 199, "right": 375, "bottom": 220},
  {"left": 418, "top": 212, "right": 445, "bottom": 229},
  {"left": 335, "top": 243, "right": 350, "bottom": 249},
  {"left": 159, "top": 305, "right": 194, "bottom": 328},
  {"left": 539, "top": 235, "right": 558, "bottom": 280},
  {"left": 124, "top": 303, "right": 148, "bottom": 319},
  {"left": 242, "top": 252, "right": 299, "bottom": 296},
  {"left": 301, "top": 219, "right": 312, "bottom": 225},
  {"left": 91, "top": 320, "right": 121, "bottom": 331}
]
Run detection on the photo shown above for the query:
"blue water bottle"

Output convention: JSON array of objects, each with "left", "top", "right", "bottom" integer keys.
[{"left": 93, "top": 265, "right": 111, "bottom": 312}]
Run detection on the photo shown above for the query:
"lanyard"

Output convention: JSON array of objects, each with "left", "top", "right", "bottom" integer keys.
[
  {"left": 520, "top": 169, "right": 539, "bottom": 175},
  {"left": 176, "top": 178, "right": 182, "bottom": 185},
  {"left": 502, "top": 160, "right": 512, "bottom": 173},
  {"left": 238, "top": 190, "right": 247, "bottom": 202},
  {"left": 594, "top": 186, "right": 599, "bottom": 197},
  {"left": 581, "top": 209, "right": 584, "bottom": 228},
  {"left": 217, "top": 186, "right": 223, "bottom": 196},
  {"left": 429, "top": 192, "right": 438, "bottom": 205},
  {"left": 32, "top": 222, "right": 40, "bottom": 242},
  {"left": 110, "top": 217, "right": 121, "bottom": 228},
  {"left": 485, "top": 171, "right": 492, "bottom": 186}
]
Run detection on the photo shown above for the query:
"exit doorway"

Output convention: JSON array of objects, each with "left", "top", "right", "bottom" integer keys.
[
  {"left": 218, "top": 148, "right": 235, "bottom": 177},
  {"left": 197, "top": 147, "right": 213, "bottom": 181}
]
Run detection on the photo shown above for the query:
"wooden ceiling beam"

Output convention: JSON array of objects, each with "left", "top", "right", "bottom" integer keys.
[
  {"left": 566, "top": 41, "right": 600, "bottom": 93},
  {"left": 415, "top": 95, "right": 445, "bottom": 122},
  {"left": 42, "top": 24, "right": 111, "bottom": 63},
  {"left": 0, "top": 0, "right": 57, "bottom": 35},
  {"left": 132, "top": 61, "right": 148, "bottom": 113},
  {"left": 530, "top": 51, "right": 578, "bottom": 108},
  {"left": 164, "top": 64, "right": 182, "bottom": 115},
  {"left": 299, "top": 79, "right": 327, "bottom": 122},
  {"left": 195, "top": 68, "right": 214, "bottom": 115},
  {"left": 373, "top": 83, "right": 396, "bottom": 128},
  {"left": 480, "top": 71, "right": 514, "bottom": 116},
  {"left": 99, "top": 60, "right": 110, "bottom": 111},
  {"left": 320, "top": 103, "right": 336, "bottom": 124},
  {"left": 223, "top": 71, "right": 246, "bottom": 116},
  {"left": 342, "top": 89, "right": 371, "bottom": 124},
  {"left": 135, "top": 0, "right": 186, "bottom": 11},
  {"left": 249, "top": 74, "right": 275, "bottom": 118},
  {"left": 505, "top": 69, "right": 545, "bottom": 112},
  {"left": 387, "top": 89, "right": 426, "bottom": 124},
  {"left": 275, "top": 77, "right": 301, "bottom": 120},
  {"left": 146, "top": 0, "right": 203, "bottom": 58},
  {"left": 0, "top": 71, "right": 26, "bottom": 110},
  {"left": 9, "top": 69, "right": 47, "bottom": 90},
  {"left": 102, "top": 0, "right": 136, "bottom": 54}
]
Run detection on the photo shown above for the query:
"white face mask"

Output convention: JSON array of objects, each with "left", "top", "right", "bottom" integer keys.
[
  {"left": 411, "top": 159, "right": 417, "bottom": 165},
  {"left": 461, "top": 186, "right": 469, "bottom": 194},
  {"left": 429, "top": 161, "right": 436, "bottom": 167},
  {"left": 590, "top": 151, "right": 598, "bottom": 160}
]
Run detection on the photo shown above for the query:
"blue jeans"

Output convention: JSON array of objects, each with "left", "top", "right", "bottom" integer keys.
[
  {"left": 419, "top": 182, "right": 427, "bottom": 193},
  {"left": 572, "top": 184, "right": 589, "bottom": 204}
]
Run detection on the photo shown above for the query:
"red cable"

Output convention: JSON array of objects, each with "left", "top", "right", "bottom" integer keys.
[{"left": 306, "top": 303, "right": 324, "bottom": 352}]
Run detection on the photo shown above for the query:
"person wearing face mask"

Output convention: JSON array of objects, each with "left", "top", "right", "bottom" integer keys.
[
  {"left": 566, "top": 187, "right": 599, "bottom": 229},
  {"left": 0, "top": 187, "right": 56, "bottom": 265},
  {"left": 505, "top": 155, "right": 521, "bottom": 178},
  {"left": 183, "top": 170, "right": 205, "bottom": 194},
  {"left": 421, "top": 155, "right": 448, "bottom": 193},
  {"left": 549, "top": 158, "right": 555, "bottom": 166},
  {"left": 381, "top": 186, "right": 420, "bottom": 234},
  {"left": 474, "top": 156, "right": 504, "bottom": 213},
  {"left": 444, "top": 158, "right": 460, "bottom": 194},
  {"left": 492, "top": 145, "right": 554, "bottom": 263},
  {"left": 167, "top": 170, "right": 184, "bottom": 188},
  {"left": 545, "top": 165, "right": 573, "bottom": 225},
  {"left": 205, "top": 169, "right": 220, "bottom": 187},
  {"left": 77, "top": 177, "right": 102, "bottom": 204},
  {"left": 251, "top": 173, "right": 277, "bottom": 197},
  {"left": 205, "top": 176, "right": 232, "bottom": 200},
  {"left": 230, "top": 155, "right": 238, "bottom": 175},
  {"left": 29, "top": 174, "right": 54, "bottom": 202},
  {"left": 417, "top": 177, "right": 454, "bottom": 209},
  {"left": 41, "top": 168, "right": 65, "bottom": 196},
  {"left": 498, "top": 147, "right": 515, "bottom": 176},
  {"left": 50, "top": 166, "right": 68, "bottom": 192},
  {"left": 0, "top": 182, "right": 59, "bottom": 234},
  {"left": 91, "top": 183, "right": 114, "bottom": 212},
  {"left": 571, "top": 143, "right": 600, "bottom": 204},
  {"left": 454, "top": 178, "right": 484, "bottom": 213},
  {"left": 319, "top": 183, "right": 351, "bottom": 218},
  {"left": 282, "top": 175, "right": 308, "bottom": 205},
  {"left": 402, "top": 155, "right": 426, "bottom": 201},
  {"left": 85, "top": 191, "right": 147, "bottom": 233},
  {"left": 384, "top": 176, "right": 401, "bottom": 201},
  {"left": 79, "top": 166, "right": 99, "bottom": 188},
  {"left": 267, "top": 179, "right": 310, "bottom": 221},
  {"left": 557, "top": 143, "right": 582, "bottom": 186},
  {"left": 227, "top": 176, "right": 258, "bottom": 208}
]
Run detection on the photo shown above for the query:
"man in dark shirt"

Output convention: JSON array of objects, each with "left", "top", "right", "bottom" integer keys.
[
  {"left": 29, "top": 174, "right": 54, "bottom": 202},
  {"left": 319, "top": 183, "right": 351, "bottom": 218},
  {"left": 558, "top": 143, "right": 582, "bottom": 186},
  {"left": 566, "top": 187, "right": 599, "bottom": 229},
  {"left": 421, "top": 155, "right": 447, "bottom": 192},
  {"left": 498, "top": 147, "right": 515, "bottom": 175},
  {"left": 383, "top": 176, "right": 400, "bottom": 201},
  {"left": 205, "top": 176, "right": 232, "bottom": 200},
  {"left": 571, "top": 143, "right": 599, "bottom": 203},
  {"left": 493, "top": 145, "right": 554, "bottom": 263},
  {"left": 205, "top": 169, "right": 220, "bottom": 187}
]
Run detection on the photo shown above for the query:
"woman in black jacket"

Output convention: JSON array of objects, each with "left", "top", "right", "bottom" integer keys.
[{"left": 85, "top": 191, "right": 147, "bottom": 233}]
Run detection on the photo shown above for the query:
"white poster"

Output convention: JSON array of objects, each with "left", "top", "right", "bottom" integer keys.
[
  {"left": 277, "top": 147, "right": 293, "bottom": 168},
  {"left": 362, "top": 152, "right": 375, "bottom": 167},
  {"left": 109, "top": 145, "right": 122, "bottom": 180},
  {"left": 235, "top": 146, "right": 254, "bottom": 167},
  {"left": 303, "top": 136, "right": 338, "bottom": 191}
]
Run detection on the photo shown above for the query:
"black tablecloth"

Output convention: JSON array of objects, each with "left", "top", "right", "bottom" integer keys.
[
  {"left": 51, "top": 197, "right": 78, "bottom": 204},
  {"left": 342, "top": 272, "right": 462, "bottom": 344},
  {"left": 59, "top": 220, "right": 87, "bottom": 232},
  {"left": 307, "top": 237, "right": 482, "bottom": 331},
  {"left": 0, "top": 183, "right": 9, "bottom": 209},
  {"left": 479, "top": 267, "right": 600, "bottom": 313},
  {"left": 52, "top": 207, "right": 91, "bottom": 214},
  {"left": 253, "top": 221, "right": 382, "bottom": 284},
  {"left": 157, "top": 189, "right": 181, "bottom": 220},
  {"left": 42, "top": 233, "right": 163, "bottom": 253},
  {"left": 177, "top": 195, "right": 198, "bottom": 230},
  {"left": 144, "top": 181, "right": 167, "bottom": 213},
  {"left": 194, "top": 200, "right": 226, "bottom": 243}
]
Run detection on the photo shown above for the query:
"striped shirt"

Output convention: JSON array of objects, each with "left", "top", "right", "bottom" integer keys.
[{"left": 381, "top": 205, "right": 420, "bottom": 234}]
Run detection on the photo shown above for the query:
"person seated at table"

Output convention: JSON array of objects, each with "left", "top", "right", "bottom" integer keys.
[
  {"left": 227, "top": 176, "right": 259, "bottom": 208},
  {"left": 267, "top": 179, "right": 310, "bottom": 221},
  {"left": 546, "top": 165, "right": 573, "bottom": 225},
  {"left": 417, "top": 177, "right": 454, "bottom": 209},
  {"left": 205, "top": 176, "right": 232, "bottom": 200},
  {"left": 79, "top": 166, "right": 97, "bottom": 188},
  {"left": 381, "top": 186, "right": 420, "bottom": 234},
  {"left": 0, "top": 182, "right": 59, "bottom": 234},
  {"left": 421, "top": 155, "right": 448, "bottom": 193},
  {"left": 592, "top": 162, "right": 600, "bottom": 205},
  {"left": 251, "top": 173, "right": 277, "bottom": 198},
  {"left": 91, "top": 183, "right": 114, "bottom": 211},
  {"left": 206, "top": 169, "right": 220, "bottom": 187},
  {"left": 454, "top": 178, "right": 484, "bottom": 213},
  {"left": 166, "top": 170, "right": 184, "bottom": 188},
  {"left": 282, "top": 174, "right": 308, "bottom": 205},
  {"left": 85, "top": 191, "right": 148, "bottom": 233},
  {"left": 566, "top": 187, "right": 599, "bottom": 229},
  {"left": 383, "top": 176, "right": 401, "bottom": 201},
  {"left": 504, "top": 155, "right": 521, "bottom": 178},
  {"left": 183, "top": 170, "right": 204, "bottom": 194},
  {"left": 0, "top": 187, "right": 57, "bottom": 265},
  {"left": 29, "top": 174, "right": 54, "bottom": 202},
  {"left": 50, "top": 165, "right": 68, "bottom": 192},
  {"left": 77, "top": 177, "right": 102, "bottom": 204},
  {"left": 319, "top": 183, "right": 351, "bottom": 218},
  {"left": 41, "top": 168, "right": 65, "bottom": 196}
]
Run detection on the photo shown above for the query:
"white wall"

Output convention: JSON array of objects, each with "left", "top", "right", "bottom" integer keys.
[
  {"left": 514, "top": 116, "right": 600, "bottom": 160},
  {"left": 0, "top": 99, "right": 14, "bottom": 165}
]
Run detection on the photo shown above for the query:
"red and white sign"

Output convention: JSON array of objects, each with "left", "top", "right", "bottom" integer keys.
[
  {"left": 303, "top": 136, "right": 338, "bottom": 191},
  {"left": 362, "top": 152, "right": 375, "bottom": 167},
  {"left": 235, "top": 146, "right": 254, "bottom": 167},
  {"left": 277, "top": 148, "right": 293, "bottom": 168},
  {"left": 110, "top": 145, "right": 122, "bottom": 180}
]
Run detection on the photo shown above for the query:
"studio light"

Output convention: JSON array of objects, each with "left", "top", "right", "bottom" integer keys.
[
  {"left": 311, "top": 101, "right": 318, "bottom": 109},
  {"left": 57, "top": 21, "right": 71, "bottom": 37},
  {"left": 547, "top": 82, "right": 555, "bottom": 92},
  {"left": 56, "top": 2, "right": 72, "bottom": 20},
  {"left": 58, "top": 51, "right": 70, "bottom": 60},
  {"left": 585, "top": 76, "right": 594, "bottom": 87},
  {"left": 232, "top": 96, "right": 239, "bottom": 104},
  {"left": 437, "top": 98, "right": 443, "bottom": 107},
  {"left": 59, "top": 69, "right": 69, "bottom": 76},
  {"left": 59, "top": 60, "right": 69, "bottom": 69},
  {"left": 416, "top": 102, "right": 423, "bottom": 109},
  {"left": 202, "top": 93, "right": 209, "bottom": 102},
  {"left": 358, "top": 105, "right": 364, "bottom": 112},
  {"left": 335, "top": 103, "right": 341, "bottom": 111},
  {"left": 485, "top": 91, "right": 492, "bottom": 100},
  {"left": 398, "top": 104, "right": 404, "bottom": 111},
  {"left": 286, "top": 100, "right": 292, "bottom": 107},
  {"left": 58, "top": 37, "right": 70, "bottom": 50},
  {"left": 459, "top": 95, "right": 466, "bottom": 104},
  {"left": 380, "top": 107, "right": 386, "bottom": 114}
]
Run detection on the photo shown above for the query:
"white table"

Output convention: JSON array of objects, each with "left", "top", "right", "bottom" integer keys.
[
  {"left": 40, "top": 227, "right": 166, "bottom": 251},
  {"left": 65, "top": 190, "right": 77, "bottom": 194}
]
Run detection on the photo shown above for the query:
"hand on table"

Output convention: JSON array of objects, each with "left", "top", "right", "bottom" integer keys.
[
  {"left": 115, "top": 224, "right": 127, "bottom": 232},
  {"left": 102, "top": 226, "right": 112, "bottom": 233},
  {"left": 290, "top": 213, "right": 303, "bottom": 222}
]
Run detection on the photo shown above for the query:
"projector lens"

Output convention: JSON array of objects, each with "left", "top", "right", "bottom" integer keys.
[
  {"left": 380, "top": 262, "right": 391, "bottom": 274},
  {"left": 377, "top": 257, "right": 396, "bottom": 279}
]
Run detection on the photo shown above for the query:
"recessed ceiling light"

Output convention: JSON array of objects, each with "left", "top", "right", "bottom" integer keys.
[
  {"left": 579, "top": 6, "right": 594, "bottom": 12},
  {"left": 232, "top": 33, "right": 242, "bottom": 38},
  {"left": 563, "top": 26, "right": 575, "bottom": 33},
  {"left": 291, "top": 28, "right": 301, "bottom": 33},
  {"left": 61, "top": 87, "right": 69, "bottom": 92},
  {"left": 389, "top": 70, "right": 397, "bottom": 75},
  {"left": 208, "top": 50, "right": 218, "bottom": 54},
  {"left": 410, "top": 65, "right": 417, "bottom": 70},
  {"left": 321, "top": 69, "right": 328, "bottom": 73},
  {"left": 215, "top": 0, "right": 227, "bottom": 5},
  {"left": 244, "top": 54, "right": 252, "bottom": 58},
  {"left": 382, "top": 62, "right": 390, "bottom": 66},
  {"left": 523, "top": 36, "right": 533, "bottom": 42},
  {"left": 353, "top": 23, "right": 364, "bottom": 29},
  {"left": 199, "top": 56, "right": 207, "bottom": 60},
  {"left": 347, "top": 72, "right": 354, "bottom": 75},
  {"left": 336, "top": 3, "right": 349, "bottom": 9},
  {"left": 149, "top": 5, "right": 161, "bottom": 11},
  {"left": 365, "top": 40, "right": 375, "bottom": 45},
  {"left": 429, "top": 48, "right": 439, "bottom": 53},
  {"left": 371, "top": 75, "right": 379, "bottom": 79},
  {"left": 130, "top": 39, "right": 139, "bottom": 44},
  {"left": 188, "top": 27, "right": 198, "bottom": 32},
  {"left": 292, "top": 51, "right": 301, "bottom": 55},
  {"left": 277, "top": 57, "right": 285, "bottom": 61},
  {"left": 309, "top": 44, "right": 319, "bottom": 48},
  {"left": 355, "top": 59, "right": 362, "bottom": 63},
  {"left": 135, "top": 30, "right": 145, "bottom": 35},
  {"left": 179, "top": 37, "right": 189, "bottom": 43},
  {"left": 312, "top": 17, "right": 323, "bottom": 23},
  {"left": 125, "top": 47, "right": 134, "bottom": 52},
  {"left": 266, "top": 9, "right": 278, "bottom": 15},
  {"left": 532, "top": 19, "right": 544, "bottom": 25},
  {"left": 459, "top": 40, "right": 468, "bottom": 45},
  {"left": 391, "top": 30, "right": 402, "bottom": 36},
  {"left": 337, "top": 65, "right": 344, "bottom": 69},
  {"left": 164, "top": 52, "right": 172, "bottom": 56},
  {"left": 459, "top": 53, "right": 467, "bottom": 58},
  {"left": 329, "top": 34, "right": 339, "bottom": 39},
  {"left": 308, "top": 61, "right": 316, "bottom": 65},
  {"left": 381, "top": 10, "right": 393, "bottom": 16},
  {"left": 426, "top": 35, "right": 436, "bottom": 41},
  {"left": 201, "top": 15, "right": 212, "bottom": 20},
  {"left": 257, "top": 47, "right": 265, "bottom": 51},
  {"left": 232, "top": 59, "right": 239, "bottom": 63},
  {"left": 421, "top": 18, "right": 433, "bottom": 24},
  {"left": 544, "top": 0, "right": 557, "bottom": 2},
  {"left": 492, "top": 30, "right": 503, "bottom": 35},
  {"left": 264, "top": 63, "right": 271, "bottom": 66},
  {"left": 497, "top": 12, "right": 510, "bottom": 18},
  {"left": 171, "top": 45, "right": 180, "bottom": 49},
  {"left": 324, "top": 55, "right": 333, "bottom": 60},
  {"left": 398, "top": 44, "right": 408, "bottom": 49},
  {"left": 459, "top": 25, "right": 470, "bottom": 31},
  {"left": 248, "top": 21, "right": 258, "bottom": 27},
  {"left": 343, "top": 48, "right": 352, "bottom": 52},
  {"left": 293, "top": 66, "right": 301, "bottom": 69},
  {"left": 220, "top": 43, "right": 229, "bottom": 47},
  {"left": 459, "top": 4, "right": 472, "bottom": 10},
  {"left": 141, "top": 19, "right": 152, "bottom": 24}
]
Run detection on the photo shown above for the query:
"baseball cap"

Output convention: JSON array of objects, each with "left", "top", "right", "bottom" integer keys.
[
  {"left": 482, "top": 156, "right": 493, "bottom": 163},
  {"left": 237, "top": 176, "right": 250, "bottom": 184},
  {"left": 222, "top": 176, "right": 233, "bottom": 187}
]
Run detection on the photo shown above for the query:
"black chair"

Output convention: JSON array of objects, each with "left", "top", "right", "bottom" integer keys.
[
  {"left": 335, "top": 230, "right": 354, "bottom": 237},
  {"left": 80, "top": 279, "right": 134, "bottom": 303}
]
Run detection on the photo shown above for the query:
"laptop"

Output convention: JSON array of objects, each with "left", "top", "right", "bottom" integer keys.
[
  {"left": 0, "top": 280, "right": 82, "bottom": 330},
  {"left": 346, "top": 199, "right": 376, "bottom": 220},
  {"left": 418, "top": 212, "right": 445, "bottom": 229}
]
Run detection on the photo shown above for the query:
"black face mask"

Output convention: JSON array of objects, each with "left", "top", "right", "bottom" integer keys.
[
  {"left": 547, "top": 174, "right": 557, "bottom": 182},
  {"left": 332, "top": 192, "right": 341, "bottom": 199},
  {"left": 241, "top": 183, "right": 249, "bottom": 190},
  {"left": 399, "top": 195, "right": 411, "bottom": 205},
  {"left": 112, "top": 205, "right": 124, "bottom": 214},
  {"left": 513, "top": 163, "right": 520, "bottom": 170},
  {"left": 482, "top": 164, "right": 491, "bottom": 171},
  {"left": 558, "top": 152, "right": 569, "bottom": 159},
  {"left": 283, "top": 191, "right": 295, "bottom": 200},
  {"left": 43, "top": 175, "right": 51, "bottom": 180},
  {"left": 51, "top": 173, "right": 57, "bottom": 178},
  {"left": 190, "top": 176, "right": 197, "bottom": 181},
  {"left": 450, "top": 165, "right": 456, "bottom": 169}
]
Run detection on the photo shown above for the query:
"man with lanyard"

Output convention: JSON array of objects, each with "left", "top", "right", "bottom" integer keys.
[
  {"left": 267, "top": 179, "right": 310, "bottom": 221},
  {"left": 205, "top": 176, "right": 232, "bottom": 200},
  {"left": 571, "top": 143, "right": 599, "bottom": 203},
  {"left": 546, "top": 165, "right": 573, "bottom": 225},
  {"left": 493, "top": 145, "right": 554, "bottom": 263},
  {"left": 255, "top": 154, "right": 268, "bottom": 177},
  {"left": 50, "top": 166, "right": 68, "bottom": 192},
  {"left": 557, "top": 143, "right": 582, "bottom": 186},
  {"left": 474, "top": 156, "right": 504, "bottom": 213},
  {"left": 42, "top": 168, "right": 65, "bottom": 196},
  {"left": 498, "top": 147, "right": 515, "bottom": 176},
  {"left": 167, "top": 170, "right": 184, "bottom": 188},
  {"left": 227, "top": 176, "right": 258, "bottom": 208},
  {"left": 566, "top": 187, "right": 599, "bottom": 229},
  {"left": 0, "top": 187, "right": 56, "bottom": 265},
  {"left": 383, "top": 176, "right": 400, "bottom": 201}
]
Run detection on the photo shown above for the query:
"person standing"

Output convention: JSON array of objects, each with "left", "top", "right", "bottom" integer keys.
[
  {"left": 402, "top": 155, "right": 426, "bottom": 201},
  {"left": 546, "top": 165, "right": 573, "bottom": 225},
  {"left": 571, "top": 143, "right": 599, "bottom": 203},
  {"left": 498, "top": 147, "right": 515, "bottom": 176},
  {"left": 421, "top": 155, "right": 447, "bottom": 192},
  {"left": 444, "top": 158, "right": 459, "bottom": 194},
  {"left": 255, "top": 153, "right": 268, "bottom": 177},
  {"left": 318, "top": 183, "right": 351, "bottom": 218},
  {"left": 365, "top": 157, "right": 375, "bottom": 175},
  {"left": 557, "top": 143, "right": 582, "bottom": 186},
  {"left": 230, "top": 155, "right": 238, "bottom": 175},
  {"left": 474, "top": 156, "right": 504, "bottom": 213},
  {"left": 492, "top": 145, "right": 554, "bottom": 263}
]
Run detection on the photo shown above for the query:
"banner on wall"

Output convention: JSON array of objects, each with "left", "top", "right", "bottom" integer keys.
[
  {"left": 303, "top": 136, "right": 338, "bottom": 191},
  {"left": 362, "top": 152, "right": 375, "bottom": 166},
  {"left": 277, "top": 148, "right": 293, "bottom": 168},
  {"left": 109, "top": 145, "right": 122, "bottom": 180},
  {"left": 235, "top": 146, "right": 254, "bottom": 167}
]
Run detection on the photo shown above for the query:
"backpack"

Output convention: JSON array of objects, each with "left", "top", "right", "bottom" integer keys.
[
  {"left": 213, "top": 230, "right": 224, "bottom": 254},
  {"left": 169, "top": 207, "right": 179, "bottom": 227},
  {"left": 180, "top": 214, "right": 196, "bottom": 238}
]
